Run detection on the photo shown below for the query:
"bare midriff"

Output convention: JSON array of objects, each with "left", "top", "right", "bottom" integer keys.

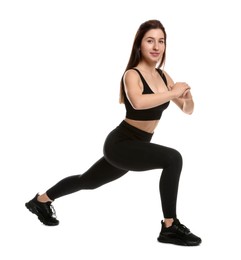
[{"left": 124, "top": 118, "right": 160, "bottom": 134}]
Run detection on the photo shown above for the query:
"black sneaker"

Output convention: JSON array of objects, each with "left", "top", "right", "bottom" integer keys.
[
  {"left": 25, "top": 194, "right": 59, "bottom": 226},
  {"left": 157, "top": 219, "right": 201, "bottom": 246}
]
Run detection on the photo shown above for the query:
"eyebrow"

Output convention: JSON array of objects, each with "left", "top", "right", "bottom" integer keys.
[{"left": 146, "top": 36, "right": 165, "bottom": 40}]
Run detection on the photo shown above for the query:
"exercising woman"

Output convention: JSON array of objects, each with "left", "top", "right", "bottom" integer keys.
[{"left": 25, "top": 19, "right": 201, "bottom": 246}]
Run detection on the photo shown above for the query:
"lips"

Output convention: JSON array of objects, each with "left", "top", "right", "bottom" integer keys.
[{"left": 150, "top": 52, "right": 160, "bottom": 57}]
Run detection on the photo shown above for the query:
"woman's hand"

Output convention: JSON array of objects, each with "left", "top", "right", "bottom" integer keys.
[
  {"left": 168, "top": 82, "right": 191, "bottom": 98},
  {"left": 180, "top": 88, "right": 193, "bottom": 100}
]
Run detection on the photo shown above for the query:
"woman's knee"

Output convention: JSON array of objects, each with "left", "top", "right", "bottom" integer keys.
[{"left": 167, "top": 148, "right": 183, "bottom": 167}]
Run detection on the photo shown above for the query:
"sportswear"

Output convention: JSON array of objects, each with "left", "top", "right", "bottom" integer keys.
[{"left": 122, "top": 68, "right": 170, "bottom": 121}]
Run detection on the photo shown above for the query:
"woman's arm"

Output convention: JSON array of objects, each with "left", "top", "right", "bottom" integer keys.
[
  {"left": 163, "top": 71, "right": 194, "bottom": 115},
  {"left": 124, "top": 70, "right": 190, "bottom": 110}
]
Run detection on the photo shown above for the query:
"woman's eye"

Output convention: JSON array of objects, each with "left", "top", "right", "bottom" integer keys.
[{"left": 147, "top": 40, "right": 153, "bottom": 43}]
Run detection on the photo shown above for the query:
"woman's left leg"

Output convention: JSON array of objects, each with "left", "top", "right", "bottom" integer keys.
[{"left": 104, "top": 137, "right": 183, "bottom": 219}]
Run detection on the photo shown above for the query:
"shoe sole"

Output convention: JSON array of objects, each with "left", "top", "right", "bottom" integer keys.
[
  {"left": 157, "top": 235, "right": 201, "bottom": 246},
  {"left": 25, "top": 201, "right": 59, "bottom": 226}
]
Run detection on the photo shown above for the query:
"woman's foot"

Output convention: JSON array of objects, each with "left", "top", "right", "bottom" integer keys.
[
  {"left": 157, "top": 219, "right": 201, "bottom": 246},
  {"left": 25, "top": 194, "right": 59, "bottom": 226}
]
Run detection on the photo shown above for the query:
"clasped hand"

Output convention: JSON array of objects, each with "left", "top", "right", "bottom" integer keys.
[{"left": 169, "top": 82, "right": 192, "bottom": 100}]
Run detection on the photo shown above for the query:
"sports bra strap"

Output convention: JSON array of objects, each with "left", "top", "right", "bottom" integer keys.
[{"left": 132, "top": 68, "right": 168, "bottom": 86}]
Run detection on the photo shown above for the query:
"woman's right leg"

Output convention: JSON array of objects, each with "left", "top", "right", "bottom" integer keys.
[
  {"left": 25, "top": 157, "right": 127, "bottom": 225},
  {"left": 46, "top": 157, "right": 128, "bottom": 200}
]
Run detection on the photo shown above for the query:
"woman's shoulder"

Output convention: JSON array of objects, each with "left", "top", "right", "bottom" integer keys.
[
  {"left": 123, "top": 68, "right": 142, "bottom": 90},
  {"left": 125, "top": 68, "right": 140, "bottom": 75},
  {"left": 124, "top": 68, "right": 141, "bottom": 82},
  {"left": 161, "top": 70, "right": 174, "bottom": 86}
]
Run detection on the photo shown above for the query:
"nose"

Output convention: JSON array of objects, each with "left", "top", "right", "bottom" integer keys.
[{"left": 153, "top": 41, "right": 159, "bottom": 50}]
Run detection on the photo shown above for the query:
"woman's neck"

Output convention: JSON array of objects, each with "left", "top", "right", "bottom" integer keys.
[
  {"left": 136, "top": 62, "right": 157, "bottom": 75},
  {"left": 136, "top": 63, "right": 158, "bottom": 77}
]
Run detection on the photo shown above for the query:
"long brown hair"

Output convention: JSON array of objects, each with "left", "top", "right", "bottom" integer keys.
[{"left": 119, "top": 19, "right": 167, "bottom": 103}]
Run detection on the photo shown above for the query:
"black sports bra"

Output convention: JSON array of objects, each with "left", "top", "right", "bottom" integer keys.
[{"left": 122, "top": 68, "right": 170, "bottom": 121}]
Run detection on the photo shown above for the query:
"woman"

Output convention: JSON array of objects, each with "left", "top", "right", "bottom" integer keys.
[{"left": 25, "top": 19, "right": 201, "bottom": 246}]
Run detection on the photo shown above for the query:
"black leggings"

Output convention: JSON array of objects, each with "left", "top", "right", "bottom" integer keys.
[{"left": 46, "top": 120, "right": 182, "bottom": 218}]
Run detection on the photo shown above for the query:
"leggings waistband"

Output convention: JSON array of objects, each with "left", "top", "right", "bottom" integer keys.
[{"left": 118, "top": 120, "right": 153, "bottom": 142}]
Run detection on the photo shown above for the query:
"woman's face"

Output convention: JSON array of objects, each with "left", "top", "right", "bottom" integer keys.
[{"left": 140, "top": 29, "right": 165, "bottom": 64}]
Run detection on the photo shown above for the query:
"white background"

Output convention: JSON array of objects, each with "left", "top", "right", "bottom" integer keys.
[{"left": 1, "top": 0, "right": 240, "bottom": 259}]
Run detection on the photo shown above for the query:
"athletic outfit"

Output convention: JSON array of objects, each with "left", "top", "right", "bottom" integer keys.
[
  {"left": 46, "top": 68, "right": 181, "bottom": 218},
  {"left": 25, "top": 68, "right": 202, "bottom": 246}
]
